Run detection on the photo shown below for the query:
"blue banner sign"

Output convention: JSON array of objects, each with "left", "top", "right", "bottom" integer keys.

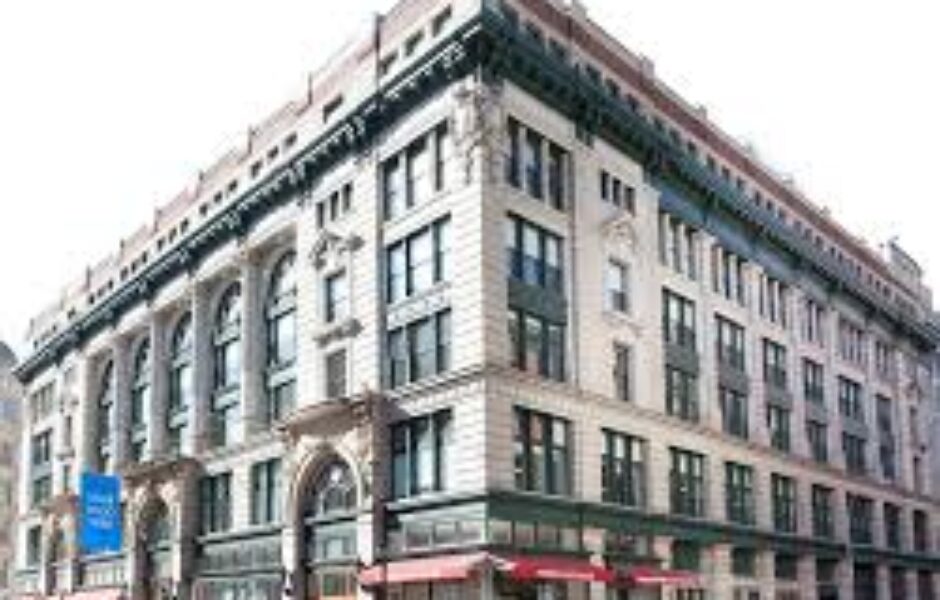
[{"left": 80, "top": 473, "right": 123, "bottom": 554}]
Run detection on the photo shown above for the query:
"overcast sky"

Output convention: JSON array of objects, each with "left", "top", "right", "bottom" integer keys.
[{"left": 1, "top": 0, "right": 938, "bottom": 359}]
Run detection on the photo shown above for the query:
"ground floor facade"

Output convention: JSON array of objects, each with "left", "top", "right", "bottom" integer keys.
[{"left": 14, "top": 372, "right": 940, "bottom": 600}]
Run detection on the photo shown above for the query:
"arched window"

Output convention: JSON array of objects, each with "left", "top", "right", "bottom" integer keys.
[
  {"left": 213, "top": 283, "right": 242, "bottom": 391},
  {"left": 167, "top": 313, "right": 193, "bottom": 455},
  {"left": 212, "top": 283, "right": 241, "bottom": 448},
  {"left": 130, "top": 339, "right": 151, "bottom": 461},
  {"left": 265, "top": 251, "right": 296, "bottom": 423},
  {"left": 97, "top": 360, "right": 115, "bottom": 473},
  {"left": 310, "top": 460, "right": 356, "bottom": 517}
]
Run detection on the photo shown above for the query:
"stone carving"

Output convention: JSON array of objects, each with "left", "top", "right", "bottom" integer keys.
[{"left": 453, "top": 79, "right": 503, "bottom": 184}]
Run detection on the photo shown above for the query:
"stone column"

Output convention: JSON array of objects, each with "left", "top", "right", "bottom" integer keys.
[
  {"left": 708, "top": 543, "right": 733, "bottom": 599},
  {"left": 78, "top": 354, "right": 99, "bottom": 474},
  {"left": 754, "top": 548, "right": 775, "bottom": 599},
  {"left": 836, "top": 557, "right": 854, "bottom": 600},
  {"left": 190, "top": 283, "right": 212, "bottom": 454},
  {"left": 240, "top": 252, "right": 265, "bottom": 439},
  {"left": 798, "top": 554, "right": 816, "bottom": 599},
  {"left": 111, "top": 335, "right": 132, "bottom": 470},
  {"left": 149, "top": 314, "right": 169, "bottom": 459},
  {"left": 876, "top": 563, "right": 891, "bottom": 600}
]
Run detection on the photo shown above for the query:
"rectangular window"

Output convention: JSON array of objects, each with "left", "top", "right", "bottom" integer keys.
[
  {"left": 666, "top": 366, "right": 699, "bottom": 423},
  {"left": 837, "top": 377, "right": 864, "bottom": 422},
  {"left": 803, "top": 359, "right": 824, "bottom": 405},
  {"left": 838, "top": 318, "right": 867, "bottom": 366},
  {"left": 670, "top": 447, "right": 705, "bottom": 517},
  {"left": 200, "top": 472, "right": 232, "bottom": 534},
  {"left": 26, "top": 526, "right": 41, "bottom": 567},
  {"left": 731, "top": 547, "right": 756, "bottom": 577},
  {"left": 325, "top": 349, "right": 347, "bottom": 399},
  {"left": 601, "top": 429, "right": 646, "bottom": 507},
  {"left": 386, "top": 309, "right": 451, "bottom": 388},
  {"left": 613, "top": 343, "right": 632, "bottom": 402},
  {"left": 758, "top": 274, "right": 789, "bottom": 327},
  {"left": 842, "top": 433, "right": 867, "bottom": 476},
  {"left": 324, "top": 270, "right": 348, "bottom": 323},
  {"left": 383, "top": 121, "right": 450, "bottom": 220},
  {"left": 771, "top": 474, "right": 797, "bottom": 533},
  {"left": 711, "top": 245, "right": 746, "bottom": 305},
  {"left": 807, "top": 420, "right": 828, "bottom": 463},
  {"left": 875, "top": 339, "right": 895, "bottom": 382},
  {"left": 391, "top": 410, "right": 452, "bottom": 499},
  {"left": 599, "top": 169, "right": 635, "bottom": 214},
  {"left": 658, "top": 212, "right": 698, "bottom": 279},
  {"left": 508, "top": 309, "right": 565, "bottom": 382},
  {"left": 802, "top": 297, "right": 826, "bottom": 346},
  {"left": 606, "top": 260, "right": 629, "bottom": 313},
  {"left": 547, "top": 142, "right": 566, "bottom": 210},
  {"left": 767, "top": 404, "right": 791, "bottom": 452},
  {"left": 914, "top": 510, "right": 930, "bottom": 553},
  {"left": 506, "top": 118, "right": 521, "bottom": 187},
  {"left": 719, "top": 387, "right": 748, "bottom": 439},
  {"left": 725, "top": 462, "right": 755, "bottom": 525},
  {"left": 762, "top": 338, "right": 788, "bottom": 389},
  {"left": 847, "top": 493, "right": 873, "bottom": 545},
  {"left": 716, "top": 315, "right": 745, "bottom": 370},
  {"left": 514, "top": 407, "right": 571, "bottom": 496},
  {"left": 250, "top": 459, "right": 281, "bottom": 525},
  {"left": 663, "top": 289, "right": 696, "bottom": 348},
  {"left": 877, "top": 395, "right": 896, "bottom": 481},
  {"left": 812, "top": 485, "right": 834, "bottom": 538},
  {"left": 386, "top": 217, "right": 451, "bottom": 303},
  {"left": 524, "top": 129, "right": 543, "bottom": 199},
  {"left": 884, "top": 502, "right": 901, "bottom": 550},
  {"left": 506, "top": 215, "right": 564, "bottom": 293}
]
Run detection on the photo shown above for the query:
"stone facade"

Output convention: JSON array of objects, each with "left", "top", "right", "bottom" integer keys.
[
  {"left": 11, "top": 1, "right": 940, "bottom": 600},
  {"left": 0, "top": 343, "right": 21, "bottom": 600}
]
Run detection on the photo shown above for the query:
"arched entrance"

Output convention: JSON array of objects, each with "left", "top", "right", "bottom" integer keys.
[
  {"left": 138, "top": 499, "right": 172, "bottom": 599},
  {"left": 299, "top": 457, "right": 359, "bottom": 600}
]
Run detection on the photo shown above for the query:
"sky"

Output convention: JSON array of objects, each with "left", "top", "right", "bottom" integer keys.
[{"left": 0, "top": 0, "right": 938, "bottom": 359}]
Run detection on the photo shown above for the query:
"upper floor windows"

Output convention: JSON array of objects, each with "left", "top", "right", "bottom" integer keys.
[
  {"left": 843, "top": 433, "right": 867, "bottom": 476},
  {"left": 838, "top": 318, "right": 867, "bottom": 367},
  {"left": 513, "top": 407, "right": 571, "bottom": 496},
  {"left": 324, "top": 271, "right": 348, "bottom": 324},
  {"left": 383, "top": 121, "right": 450, "bottom": 221},
  {"left": 213, "top": 283, "right": 242, "bottom": 392},
  {"left": 811, "top": 485, "right": 834, "bottom": 539},
  {"left": 601, "top": 429, "right": 646, "bottom": 508},
  {"left": 391, "top": 409, "right": 453, "bottom": 499},
  {"left": 758, "top": 275, "right": 789, "bottom": 328},
  {"left": 30, "top": 382, "right": 55, "bottom": 424},
  {"left": 266, "top": 251, "right": 297, "bottom": 367},
  {"left": 200, "top": 472, "right": 232, "bottom": 534},
  {"left": 250, "top": 458, "right": 282, "bottom": 526},
  {"left": 658, "top": 212, "right": 698, "bottom": 279},
  {"left": 508, "top": 309, "right": 565, "bottom": 382},
  {"left": 505, "top": 118, "right": 568, "bottom": 211},
  {"left": 266, "top": 251, "right": 297, "bottom": 424},
  {"left": 506, "top": 216, "right": 563, "bottom": 295},
  {"left": 96, "top": 360, "right": 115, "bottom": 472},
  {"left": 670, "top": 447, "right": 705, "bottom": 518},
  {"left": 803, "top": 359, "right": 824, "bottom": 406},
  {"left": 605, "top": 260, "right": 629, "bottom": 313},
  {"left": 387, "top": 309, "right": 452, "bottom": 389},
  {"left": 874, "top": 339, "right": 895, "bottom": 382},
  {"left": 663, "top": 289, "right": 696, "bottom": 349},
  {"left": 725, "top": 462, "right": 755, "bottom": 526},
  {"left": 710, "top": 245, "right": 746, "bottom": 305},
  {"left": 847, "top": 493, "right": 873, "bottom": 545},
  {"left": 168, "top": 313, "right": 192, "bottom": 456},
  {"left": 762, "top": 339, "right": 788, "bottom": 389},
  {"left": 716, "top": 316, "right": 745, "bottom": 371},
  {"left": 131, "top": 339, "right": 151, "bottom": 428},
  {"left": 599, "top": 170, "right": 635, "bottom": 213},
  {"left": 771, "top": 474, "right": 797, "bottom": 533},
  {"left": 837, "top": 377, "right": 863, "bottom": 422},
  {"left": 387, "top": 216, "right": 451, "bottom": 304},
  {"left": 315, "top": 183, "right": 354, "bottom": 228},
  {"left": 802, "top": 297, "right": 826, "bottom": 346}
]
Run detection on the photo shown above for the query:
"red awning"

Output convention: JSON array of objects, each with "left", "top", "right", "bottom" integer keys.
[
  {"left": 496, "top": 555, "right": 614, "bottom": 583},
  {"left": 360, "top": 552, "right": 490, "bottom": 586},
  {"left": 618, "top": 566, "right": 700, "bottom": 587}
]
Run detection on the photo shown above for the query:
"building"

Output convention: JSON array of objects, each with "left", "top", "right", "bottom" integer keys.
[
  {"left": 11, "top": 0, "right": 940, "bottom": 599},
  {"left": 0, "top": 342, "right": 22, "bottom": 600}
]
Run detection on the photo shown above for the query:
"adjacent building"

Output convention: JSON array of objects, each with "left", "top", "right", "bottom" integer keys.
[
  {"left": 0, "top": 342, "right": 22, "bottom": 600},
  {"left": 11, "top": 0, "right": 940, "bottom": 599}
]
